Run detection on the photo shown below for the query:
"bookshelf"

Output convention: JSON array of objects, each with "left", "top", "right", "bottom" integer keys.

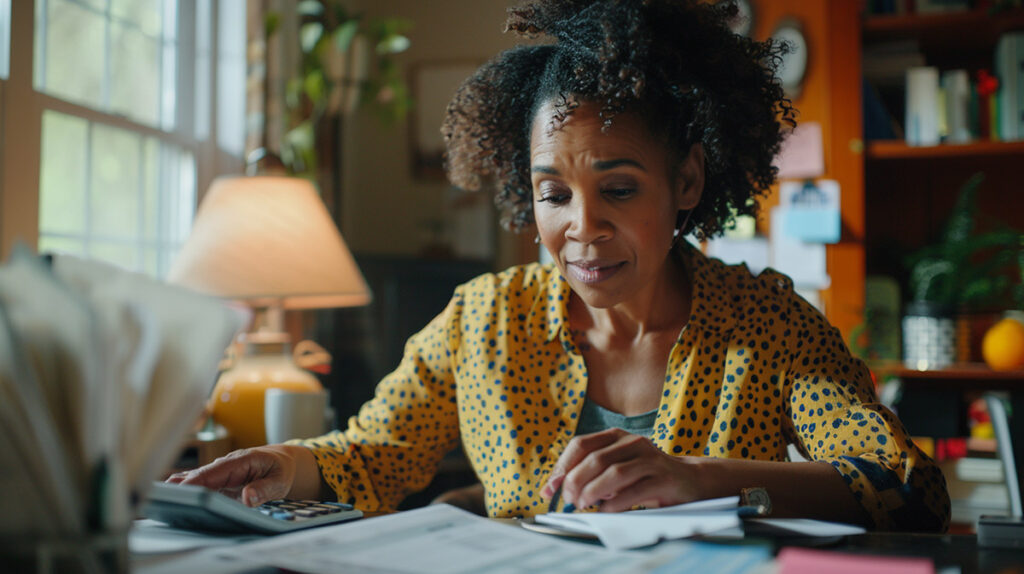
[
  {"left": 863, "top": 8, "right": 1024, "bottom": 54},
  {"left": 855, "top": 5, "right": 1024, "bottom": 526},
  {"left": 867, "top": 139, "right": 1024, "bottom": 159},
  {"left": 859, "top": 5, "right": 1024, "bottom": 292}
]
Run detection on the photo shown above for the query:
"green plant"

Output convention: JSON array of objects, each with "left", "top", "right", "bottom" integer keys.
[
  {"left": 266, "top": 0, "right": 412, "bottom": 176},
  {"left": 905, "top": 172, "right": 1023, "bottom": 310}
]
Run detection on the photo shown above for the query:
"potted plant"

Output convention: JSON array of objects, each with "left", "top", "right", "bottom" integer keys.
[
  {"left": 903, "top": 172, "right": 1023, "bottom": 369},
  {"left": 257, "top": 0, "right": 413, "bottom": 180}
]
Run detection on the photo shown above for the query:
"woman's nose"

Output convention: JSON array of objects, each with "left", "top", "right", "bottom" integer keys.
[{"left": 565, "top": 197, "right": 612, "bottom": 244}]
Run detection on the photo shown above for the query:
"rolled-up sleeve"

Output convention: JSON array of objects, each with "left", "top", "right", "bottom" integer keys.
[
  {"left": 781, "top": 295, "right": 951, "bottom": 532},
  {"left": 294, "top": 293, "right": 463, "bottom": 512}
]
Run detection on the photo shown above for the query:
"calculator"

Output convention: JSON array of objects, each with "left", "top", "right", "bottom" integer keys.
[{"left": 142, "top": 481, "right": 363, "bottom": 534}]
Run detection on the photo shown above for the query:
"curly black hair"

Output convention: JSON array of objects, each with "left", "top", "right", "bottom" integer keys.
[{"left": 442, "top": 0, "right": 795, "bottom": 240}]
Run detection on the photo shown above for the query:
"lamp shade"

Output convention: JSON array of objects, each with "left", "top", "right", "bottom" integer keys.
[{"left": 168, "top": 176, "right": 371, "bottom": 309}]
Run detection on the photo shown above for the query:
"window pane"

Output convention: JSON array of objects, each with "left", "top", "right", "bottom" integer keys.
[
  {"left": 111, "top": 21, "right": 160, "bottom": 126},
  {"left": 194, "top": 0, "right": 211, "bottom": 140},
  {"left": 39, "top": 111, "right": 89, "bottom": 235},
  {"left": 40, "top": 0, "right": 105, "bottom": 107},
  {"left": 143, "top": 138, "right": 159, "bottom": 241},
  {"left": 111, "top": 0, "right": 162, "bottom": 38},
  {"left": 0, "top": 0, "right": 10, "bottom": 79},
  {"left": 38, "top": 235, "right": 87, "bottom": 257},
  {"left": 91, "top": 124, "right": 141, "bottom": 239},
  {"left": 90, "top": 240, "right": 138, "bottom": 271},
  {"left": 216, "top": 0, "right": 245, "bottom": 155}
]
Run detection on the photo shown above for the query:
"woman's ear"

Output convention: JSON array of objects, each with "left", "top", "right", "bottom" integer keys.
[{"left": 674, "top": 143, "right": 705, "bottom": 210}]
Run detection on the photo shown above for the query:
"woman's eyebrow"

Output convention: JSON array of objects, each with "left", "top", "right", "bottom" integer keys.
[
  {"left": 594, "top": 158, "right": 645, "bottom": 171},
  {"left": 531, "top": 165, "right": 559, "bottom": 175}
]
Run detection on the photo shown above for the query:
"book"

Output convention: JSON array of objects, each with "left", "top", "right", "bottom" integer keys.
[{"left": 995, "top": 32, "right": 1024, "bottom": 141}]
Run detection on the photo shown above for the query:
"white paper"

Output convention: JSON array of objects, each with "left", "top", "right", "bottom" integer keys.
[
  {"left": 205, "top": 504, "right": 671, "bottom": 574},
  {"left": 129, "top": 519, "right": 260, "bottom": 555},
  {"left": 0, "top": 248, "right": 246, "bottom": 540},
  {"left": 744, "top": 518, "right": 866, "bottom": 537},
  {"left": 535, "top": 496, "right": 743, "bottom": 550},
  {"left": 770, "top": 206, "right": 830, "bottom": 289},
  {"left": 706, "top": 238, "right": 770, "bottom": 276}
]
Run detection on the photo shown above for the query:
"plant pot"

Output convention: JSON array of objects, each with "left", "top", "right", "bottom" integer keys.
[
  {"left": 902, "top": 301, "right": 956, "bottom": 370},
  {"left": 955, "top": 310, "right": 1001, "bottom": 363}
]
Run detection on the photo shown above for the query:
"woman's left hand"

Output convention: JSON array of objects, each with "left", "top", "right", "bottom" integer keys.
[{"left": 540, "top": 428, "right": 706, "bottom": 512}]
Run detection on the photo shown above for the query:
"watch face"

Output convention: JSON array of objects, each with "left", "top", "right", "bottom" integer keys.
[
  {"left": 772, "top": 20, "right": 808, "bottom": 98},
  {"left": 728, "top": 0, "right": 755, "bottom": 37}
]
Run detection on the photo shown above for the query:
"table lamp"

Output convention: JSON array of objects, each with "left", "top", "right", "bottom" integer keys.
[{"left": 168, "top": 175, "right": 371, "bottom": 448}]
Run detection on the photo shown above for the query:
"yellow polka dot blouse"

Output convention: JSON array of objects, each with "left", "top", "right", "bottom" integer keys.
[{"left": 299, "top": 247, "right": 950, "bottom": 531}]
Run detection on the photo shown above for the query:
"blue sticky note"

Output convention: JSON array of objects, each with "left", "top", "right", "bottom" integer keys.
[
  {"left": 785, "top": 206, "right": 840, "bottom": 243},
  {"left": 781, "top": 179, "right": 841, "bottom": 244}
]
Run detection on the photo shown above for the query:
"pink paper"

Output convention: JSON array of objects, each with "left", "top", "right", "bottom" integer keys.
[
  {"left": 774, "top": 122, "right": 825, "bottom": 180},
  {"left": 777, "top": 547, "right": 934, "bottom": 574}
]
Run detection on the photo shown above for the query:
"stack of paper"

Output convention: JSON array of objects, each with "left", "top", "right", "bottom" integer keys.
[
  {"left": 535, "top": 497, "right": 866, "bottom": 550},
  {"left": 0, "top": 247, "right": 246, "bottom": 554},
  {"left": 535, "top": 497, "right": 745, "bottom": 550}
]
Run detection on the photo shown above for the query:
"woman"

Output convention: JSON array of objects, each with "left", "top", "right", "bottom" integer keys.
[{"left": 173, "top": 0, "right": 949, "bottom": 531}]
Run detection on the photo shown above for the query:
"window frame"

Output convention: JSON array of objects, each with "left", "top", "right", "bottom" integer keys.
[{"left": 0, "top": 0, "right": 243, "bottom": 263}]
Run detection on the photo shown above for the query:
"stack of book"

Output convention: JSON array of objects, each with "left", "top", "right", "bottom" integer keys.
[{"left": 941, "top": 455, "right": 1011, "bottom": 524}]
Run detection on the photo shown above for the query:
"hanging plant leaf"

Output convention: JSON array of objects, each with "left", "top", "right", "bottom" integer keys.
[
  {"left": 334, "top": 20, "right": 360, "bottom": 53},
  {"left": 300, "top": 22, "right": 324, "bottom": 54},
  {"left": 376, "top": 34, "right": 410, "bottom": 55},
  {"left": 304, "top": 69, "right": 327, "bottom": 107},
  {"left": 285, "top": 77, "right": 305, "bottom": 111},
  {"left": 265, "top": 13, "right": 280, "bottom": 38},
  {"left": 297, "top": 0, "right": 325, "bottom": 17}
]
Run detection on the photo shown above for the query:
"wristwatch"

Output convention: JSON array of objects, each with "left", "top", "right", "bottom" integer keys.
[{"left": 740, "top": 487, "right": 772, "bottom": 516}]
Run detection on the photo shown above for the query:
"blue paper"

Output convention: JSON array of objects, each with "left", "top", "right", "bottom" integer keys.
[{"left": 781, "top": 180, "right": 841, "bottom": 244}]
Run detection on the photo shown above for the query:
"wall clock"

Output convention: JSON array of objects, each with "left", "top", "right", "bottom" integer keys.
[
  {"left": 728, "top": 0, "right": 755, "bottom": 38},
  {"left": 771, "top": 18, "right": 808, "bottom": 100}
]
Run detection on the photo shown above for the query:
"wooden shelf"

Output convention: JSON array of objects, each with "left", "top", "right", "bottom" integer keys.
[
  {"left": 863, "top": 8, "right": 1024, "bottom": 53},
  {"left": 892, "top": 363, "right": 1024, "bottom": 381},
  {"left": 874, "top": 362, "right": 1024, "bottom": 391},
  {"left": 866, "top": 139, "right": 1024, "bottom": 159}
]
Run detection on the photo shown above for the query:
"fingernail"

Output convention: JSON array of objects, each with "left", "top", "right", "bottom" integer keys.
[
  {"left": 247, "top": 492, "right": 260, "bottom": 506},
  {"left": 563, "top": 503, "right": 576, "bottom": 513}
]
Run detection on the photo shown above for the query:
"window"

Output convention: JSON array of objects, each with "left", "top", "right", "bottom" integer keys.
[
  {"left": 0, "top": 0, "right": 246, "bottom": 277},
  {"left": 0, "top": 0, "right": 10, "bottom": 79}
]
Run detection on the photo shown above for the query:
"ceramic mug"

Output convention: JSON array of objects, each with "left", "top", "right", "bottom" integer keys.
[{"left": 264, "top": 388, "right": 329, "bottom": 444}]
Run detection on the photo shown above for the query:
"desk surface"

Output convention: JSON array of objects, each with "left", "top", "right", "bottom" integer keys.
[
  {"left": 799, "top": 532, "right": 1023, "bottom": 574},
  {"left": 132, "top": 517, "right": 1024, "bottom": 574}
]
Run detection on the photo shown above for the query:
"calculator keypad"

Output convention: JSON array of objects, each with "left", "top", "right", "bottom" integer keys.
[{"left": 258, "top": 500, "right": 355, "bottom": 521}]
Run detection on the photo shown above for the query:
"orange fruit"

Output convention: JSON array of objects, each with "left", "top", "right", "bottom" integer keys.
[{"left": 981, "top": 317, "right": 1024, "bottom": 371}]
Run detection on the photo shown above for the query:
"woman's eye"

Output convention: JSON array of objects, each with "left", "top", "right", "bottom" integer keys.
[
  {"left": 537, "top": 190, "right": 570, "bottom": 204},
  {"left": 604, "top": 187, "right": 636, "bottom": 199}
]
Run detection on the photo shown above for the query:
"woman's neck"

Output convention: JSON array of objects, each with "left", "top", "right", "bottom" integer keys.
[{"left": 571, "top": 251, "right": 692, "bottom": 342}]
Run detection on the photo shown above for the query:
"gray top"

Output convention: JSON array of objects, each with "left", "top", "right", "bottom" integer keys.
[{"left": 576, "top": 396, "right": 657, "bottom": 437}]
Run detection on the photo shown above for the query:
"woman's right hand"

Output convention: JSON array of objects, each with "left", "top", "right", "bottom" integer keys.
[{"left": 166, "top": 444, "right": 324, "bottom": 507}]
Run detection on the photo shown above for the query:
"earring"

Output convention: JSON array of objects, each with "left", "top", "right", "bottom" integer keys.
[
  {"left": 534, "top": 235, "right": 541, "bottom": 244},
  {"left": 673, "top": 209, "right": 695, "bottom": 245}
]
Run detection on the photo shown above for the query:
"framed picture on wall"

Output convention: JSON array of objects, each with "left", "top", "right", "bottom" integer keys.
[{"left": 410, "top": 61, "right": 480, "bottom": 180}]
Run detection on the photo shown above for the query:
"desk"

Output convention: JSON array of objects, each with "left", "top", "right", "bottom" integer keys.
[
  {"left": 131, "top": 515, "right": 1024, "bottom": 574},
  {"left": 812, "top": 533, "right": 1024, "bottom": 574}
]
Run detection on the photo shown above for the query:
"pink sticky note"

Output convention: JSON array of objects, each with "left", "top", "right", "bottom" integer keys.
[
  {"left": 774, "top": 122, "right": 825, "bottom": 180},
  {"left": 777, "top": 547, "right": 934, "bottom": 574}
]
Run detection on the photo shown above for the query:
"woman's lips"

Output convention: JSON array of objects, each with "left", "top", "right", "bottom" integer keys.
[{"left": 566, "top": 260, "right": 626, "bottom": 284}]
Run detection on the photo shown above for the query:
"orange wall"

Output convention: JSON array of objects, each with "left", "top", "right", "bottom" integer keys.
[{"left": 752, "top": 0, "right": 865, "bottom": 340}]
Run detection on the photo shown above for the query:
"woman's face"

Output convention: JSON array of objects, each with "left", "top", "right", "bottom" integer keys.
[{"left": 530, "top": 99, "right": 704, "bottom": 310}]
